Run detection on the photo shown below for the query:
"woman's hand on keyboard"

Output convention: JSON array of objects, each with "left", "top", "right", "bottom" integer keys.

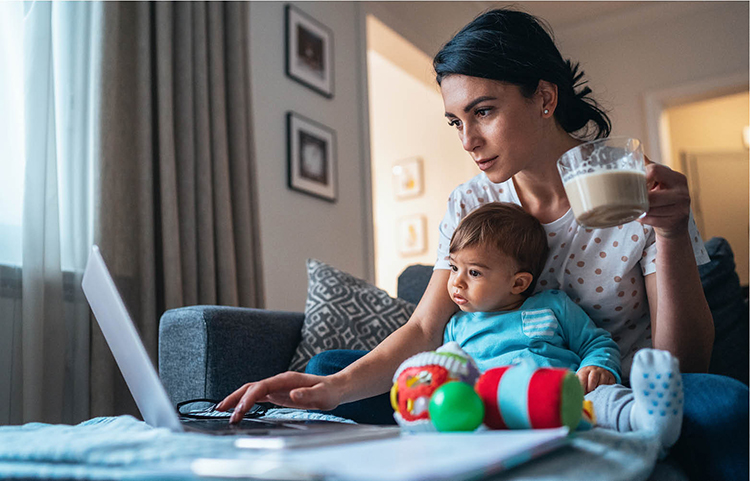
[{"left": 216, "top": 371, "right": 344, "bottom": 423}]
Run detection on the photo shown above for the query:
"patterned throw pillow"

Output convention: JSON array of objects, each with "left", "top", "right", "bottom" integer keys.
[{"left": 288, "top": 259, "right": 416, "bottom": 372}]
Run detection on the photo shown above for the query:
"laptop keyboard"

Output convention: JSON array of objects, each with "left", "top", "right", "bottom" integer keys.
[
  {"left": 181, "top": 417, "right": 347, "bottom": 436},
  {"left": 178, "top": 402, "right": 267, "bottom": 420},
  {"left": 183, "top": 407, "right": 233, "bottom": 418}
]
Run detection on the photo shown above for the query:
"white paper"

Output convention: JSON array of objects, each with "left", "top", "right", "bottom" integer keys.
[{"left": 194, "top": 428, "right": 569, "bottom": 481}]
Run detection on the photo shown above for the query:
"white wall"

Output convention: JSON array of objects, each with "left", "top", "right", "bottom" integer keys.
[
  {"left": 367, "top": 15, "right": 479, "bottom": 297},
  {"left": 367, "top": 45, "right": 478, "bottom": 295},
  {"left": 248, "top": 2, "right": 370, "bottom": 311},
  {"left": 554, "top": 2, "right": 749, "bottom": 159}
]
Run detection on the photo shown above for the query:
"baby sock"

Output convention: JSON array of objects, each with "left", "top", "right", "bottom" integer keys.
[{"left": 629, "top": 349, "right": 683, "bottom": 452}]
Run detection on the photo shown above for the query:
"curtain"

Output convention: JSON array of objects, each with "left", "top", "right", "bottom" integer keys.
[
  {"left": 1, "top": 0, "right": 262, "bottom": 424},
  {"left": 9, "top": 1, "right": 98, "bottom": 425},
  {"left": 90, "top": 1, "right": 263, "bottom": 417}
]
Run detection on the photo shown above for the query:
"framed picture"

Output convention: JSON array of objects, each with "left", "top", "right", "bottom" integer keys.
[
  {"left": 287, "top": 112, "right": 337, "bottom": 202},
  {"left": 285, "top": 4, "right": 334, "bottom": 98},
  {"left": 392, "top": 157, "right": 424, "bottom": 199},
  {"left": 398, "top": 215, "right": 427, "bottom": 256}
]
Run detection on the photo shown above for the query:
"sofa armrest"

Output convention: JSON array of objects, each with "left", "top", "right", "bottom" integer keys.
[{"left": 158, "top": 306, "right": 304, "bottom": 406}]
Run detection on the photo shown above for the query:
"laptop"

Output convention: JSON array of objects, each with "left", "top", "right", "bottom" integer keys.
[{"left": 81, "top": 245, "right": 400, "bottom": 448}]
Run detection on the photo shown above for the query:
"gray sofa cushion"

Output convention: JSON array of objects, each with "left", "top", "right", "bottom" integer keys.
[
  {"left": 699, "top": 237, "right": 749, "bottom": 384},
  {"left": 159, "top": 306, "right": 304, "bottom": 405},
  {"left": 288, "top": 259, "right": 416, "bottom": 372},
  {"left": 397, "top": 264, "right": 434, "bottom": 305}
]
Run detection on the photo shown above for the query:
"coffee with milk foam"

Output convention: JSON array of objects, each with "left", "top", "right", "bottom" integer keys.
[
  {"left": 563, "top": 169, "right": 648, "bottom": 228},
  {"left": 558, "top": 142, "right": 649, "bottom": 229}
]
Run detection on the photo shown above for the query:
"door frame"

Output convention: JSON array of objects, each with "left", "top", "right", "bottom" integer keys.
[{"left": 643, "top": 71, "right": 748, "bottom": 167}]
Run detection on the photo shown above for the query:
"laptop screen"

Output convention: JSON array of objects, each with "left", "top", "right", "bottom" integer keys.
[{"left": 82, "top": 246, "right": 184, "bottom": 431}]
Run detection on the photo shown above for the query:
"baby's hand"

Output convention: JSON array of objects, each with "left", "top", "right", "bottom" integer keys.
[{"left": 576, "top": 366, "right": 615, "bottom": 394}]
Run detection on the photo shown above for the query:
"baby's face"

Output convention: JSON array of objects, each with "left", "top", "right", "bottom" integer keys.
[{"left": 447, "top": 245, "right": 523, "bottom": 312}]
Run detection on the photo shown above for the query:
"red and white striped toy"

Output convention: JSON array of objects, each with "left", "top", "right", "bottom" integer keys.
[{"left": 474, "top": 361, "right": 585, "bottom": 430}]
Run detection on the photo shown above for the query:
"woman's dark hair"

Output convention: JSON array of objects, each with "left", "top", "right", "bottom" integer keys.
[{"left": 434, "top": 8, "right": 611, "bottom": 140}]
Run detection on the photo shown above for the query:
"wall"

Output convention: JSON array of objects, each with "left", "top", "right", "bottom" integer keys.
[
  {"left": 554, "top": 2, "right": 749, "bottom": 160},
  {"left": 362, "top": 1, "right": 483, "bottom": 59},
  {"left": 367, "top": 16, "right": 478, "bottom": 296},
  {"left": 248, "top": 2, "right": 370, "bottom": 311},
  {"left": 363, "top": 1, "right": 656, "bottom": 59}
]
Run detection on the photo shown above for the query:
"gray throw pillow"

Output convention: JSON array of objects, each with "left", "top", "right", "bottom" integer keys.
[{"left": 288, "top": 259, "right": 416, "bottom": 372}]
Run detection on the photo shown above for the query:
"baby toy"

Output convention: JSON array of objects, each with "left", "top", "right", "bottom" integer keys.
[
  {"left": 428, "top": 381, "right": 485, "bottom": 432},
  {"left": 474, "top": 361, "right": 584, "bottom": 430},
  {"left": 391, "top": 346, "right": 590, "bottom": 432},
  {"left": 390, "top": 342, "right": 481, "bottom": 431}
]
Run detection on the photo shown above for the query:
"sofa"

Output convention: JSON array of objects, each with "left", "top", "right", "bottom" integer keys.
[{"left": 159, "top": 236, "right": 748, "bottom": 407}]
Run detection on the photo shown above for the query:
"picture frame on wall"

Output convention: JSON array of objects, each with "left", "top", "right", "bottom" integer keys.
[
  {"left": 285, "top": 4, "right": 334, "bottom": 98},
  {"left": 287, "top": 112, "right": 337, "bottom": 202},
  {"left": 392, "top": 157, "right": 424, "bottom": 199},
  {"left": 398, "top": 215, "right": 427, "bottom": 256}
]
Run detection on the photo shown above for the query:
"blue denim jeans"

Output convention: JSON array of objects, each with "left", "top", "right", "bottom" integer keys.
[
  {"left": 305, "top": 350, "right": 396, "bottom": 425},
  {"left": 669, "top": 373, "right": 748, "bottom": 481},
  {"left": 306, "top": 350, "right": 749, "bottom": 480}
]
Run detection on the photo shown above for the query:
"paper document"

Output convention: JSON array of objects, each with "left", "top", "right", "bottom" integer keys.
[{"left": 193, "top": 427, "right": 569, "bottom": 481}]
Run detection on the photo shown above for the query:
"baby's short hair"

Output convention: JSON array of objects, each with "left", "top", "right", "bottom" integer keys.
[{"left": 449, "top": 202, "right": 549, "bottom": 295}]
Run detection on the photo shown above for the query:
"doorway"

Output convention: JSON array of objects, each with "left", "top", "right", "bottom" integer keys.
[
  {"left": 661, "top": 91, "right": 749, "bottom": 286},
  {"left": 365, "top": 15, "right": 478, "bottom": 296}
]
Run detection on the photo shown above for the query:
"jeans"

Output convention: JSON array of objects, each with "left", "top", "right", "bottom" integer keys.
[
  {"left": 306, "top": 350, "right": 749, "bottom": 481},
  {"left": 305, "top": 350, "right": 395, "bottom": 425},
  {"left": 669, "top": 373, "right": 749, "bottom": 481}
]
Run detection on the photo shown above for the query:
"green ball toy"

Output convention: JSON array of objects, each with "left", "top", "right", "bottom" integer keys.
[{"left": 428, "top": 381, "right": 485, "bottom": 432}]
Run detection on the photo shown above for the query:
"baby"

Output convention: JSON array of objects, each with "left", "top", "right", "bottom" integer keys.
[{"left": 443, "top": 202, "right": 683, "bottom": 452}]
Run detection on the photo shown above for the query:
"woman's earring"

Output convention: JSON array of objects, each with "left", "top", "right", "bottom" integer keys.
[{"left": 543, "top": 109, "right": 549, "bottom": 115}]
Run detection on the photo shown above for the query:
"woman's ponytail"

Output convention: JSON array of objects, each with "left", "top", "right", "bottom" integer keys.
[{"left": 554, "top": 60, "right": 611, "bottom": 139}]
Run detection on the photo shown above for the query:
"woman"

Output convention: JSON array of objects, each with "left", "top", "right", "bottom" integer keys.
[{"left": 219, "top": 9, "right": 747, "bottom": 480}]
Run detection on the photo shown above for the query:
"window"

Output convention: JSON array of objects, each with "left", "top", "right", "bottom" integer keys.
[{"left": 0, "top": 1, "right": 26, "bottom": 267}]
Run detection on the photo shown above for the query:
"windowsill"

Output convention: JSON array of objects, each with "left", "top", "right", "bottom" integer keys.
[{"left": 0, "top": 264, "right": 84, "bottom": 302}]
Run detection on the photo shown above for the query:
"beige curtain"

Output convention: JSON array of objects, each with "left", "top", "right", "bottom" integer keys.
[{"left": 91, "top": 1, "right": 263, "bottom": 417}]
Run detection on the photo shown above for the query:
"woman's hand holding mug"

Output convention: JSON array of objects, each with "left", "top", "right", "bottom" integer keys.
[{"left": 637, "top": 159, "right": 691, "bottom": 239}]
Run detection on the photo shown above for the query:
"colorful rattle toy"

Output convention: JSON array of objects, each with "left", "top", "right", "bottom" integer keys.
[{"left": 390, "top": 342, "right": 481, "bottom": 431}]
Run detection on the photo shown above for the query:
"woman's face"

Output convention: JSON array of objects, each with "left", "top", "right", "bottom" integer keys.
[{"left": 441, "top": 75, "right": 544, "bottom": 184}]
